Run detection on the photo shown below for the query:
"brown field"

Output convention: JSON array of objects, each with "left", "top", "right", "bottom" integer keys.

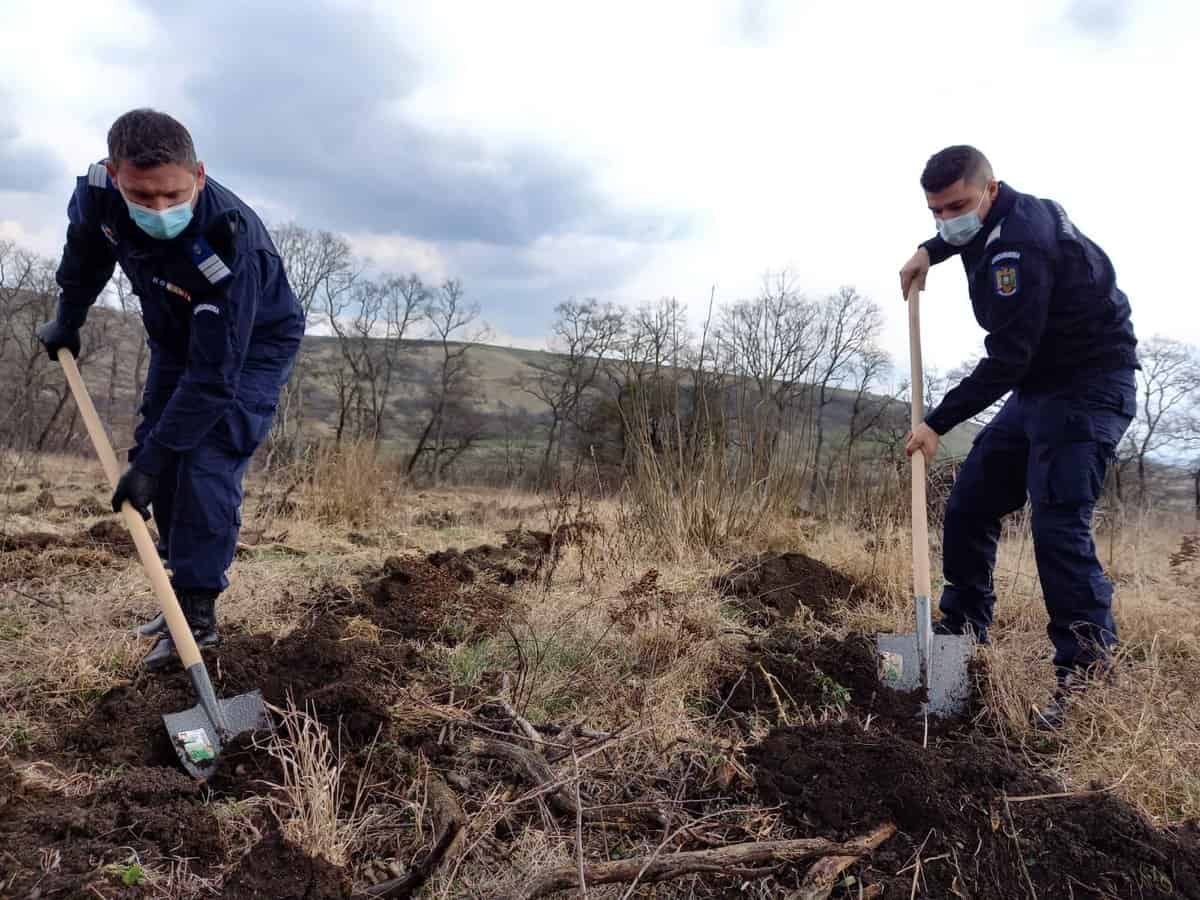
[{"left": 1, "top": 449, "right": 1199, "bottom": 899}]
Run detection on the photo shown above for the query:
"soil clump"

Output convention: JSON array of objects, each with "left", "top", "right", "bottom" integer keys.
[{"left": 713, "top": 551, "right": 867, "bottom": 626}]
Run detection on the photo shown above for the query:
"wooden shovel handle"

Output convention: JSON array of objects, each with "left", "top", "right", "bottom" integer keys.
[
  {"left": 57, "top": 349, "right": 203, "bottom": 669},
  {"left": 907, "top": 286, "right": 932, "bottom": 600}
]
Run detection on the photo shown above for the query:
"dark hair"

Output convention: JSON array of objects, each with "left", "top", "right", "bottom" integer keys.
[
  {"left": 920, "top": 145, "right": 993, "bottom": 192},
  {"left": 107, "top": 109, "right": 197, "bottom": 171}
]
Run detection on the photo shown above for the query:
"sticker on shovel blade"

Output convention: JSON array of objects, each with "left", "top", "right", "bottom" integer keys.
[
  {"left": 176, "top": 728, "right": 215, "bottom": 764},
  {"left": 880, "top": 651, "right": 904, "bottom": 684}
]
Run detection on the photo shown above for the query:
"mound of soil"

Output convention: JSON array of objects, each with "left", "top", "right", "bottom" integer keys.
[
  {"left": 716, "top": 629, "right": 925, "bottom": 727},
  {"left": 65, "top": 611, "right": 418, "bottom": 772},
  {"left": 426, "top": 540, "right": 543, "bottom": 587},
  {"left": 0, "top": 764, "right": 226, "bottom": 897},
  {"left": 713, "top": 551, "right": 866, "bottom": 626},
  {"left": 223, "top": 830, "right": 352, "bottom": 899},
  {"left": 749, "top": 721, "right": 1200, "bottom": 899},
  {"left": 0, "top": 520, "right": 139, "bottom": 555},
  {"left": 0, "top": 529, "right": 60, "bottom": 551},
  {"left": 361, "top": 555, "right": 513, "bottom": 641},
  {"left": 82, "top": 518, "right": 138, "bottom": 553}
]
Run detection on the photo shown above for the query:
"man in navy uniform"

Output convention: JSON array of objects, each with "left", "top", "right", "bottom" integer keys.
[
  {"left": 899, "top": 145, "right": 1138, "bottom": 726},
  {"left": 36, "top": 109, "right": 304, "bottom": 671}
]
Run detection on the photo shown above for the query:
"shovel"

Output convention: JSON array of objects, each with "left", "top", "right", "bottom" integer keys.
[
  {"left": 876, "top": 285, "right": 973, "bottom": 717},
  {"left": 57, "top": 348, "right": 272, "bottom": 777}
]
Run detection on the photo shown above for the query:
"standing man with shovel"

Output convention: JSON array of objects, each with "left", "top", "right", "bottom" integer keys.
[
  {"left": 898, "top": 145, "right": 1139, "bottom": 727},
  {"left": 36, "top": 108, "right": 304, "bottom": 672}
]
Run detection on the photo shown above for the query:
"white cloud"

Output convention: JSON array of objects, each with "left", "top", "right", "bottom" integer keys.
[{"left": 1, "top": 0, "right": 1197, "bottom": 372}]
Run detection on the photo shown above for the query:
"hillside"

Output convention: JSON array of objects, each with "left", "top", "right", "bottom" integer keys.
[{"left": 295, "top": 334, "right": 982, "bottom": 458}]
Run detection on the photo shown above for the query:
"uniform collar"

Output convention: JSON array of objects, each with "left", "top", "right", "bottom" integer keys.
[{"left": 963, "top": 181, "right": 1017, "bottom": 255}]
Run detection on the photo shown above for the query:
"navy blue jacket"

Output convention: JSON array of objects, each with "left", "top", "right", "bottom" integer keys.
[
  {"left": 55, "top": 164, "right": 304, "bottom": 476},
  {"left": 920, "top": 182, "right": 1138, "bottom": 435}
]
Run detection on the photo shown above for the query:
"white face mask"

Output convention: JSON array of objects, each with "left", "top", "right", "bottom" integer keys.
[
  {"left": 124, "top": 182, "right": 197, "bottom": 241},
  {"left": 936, "top": 187, "right": 989, "bottom": 246}
]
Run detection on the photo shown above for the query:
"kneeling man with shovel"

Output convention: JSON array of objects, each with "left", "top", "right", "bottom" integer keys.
[
  {"left": 37, "top": 108, "right": 304, "bottom": 672},
  {"left": 899, "top": 145, "right": 1139, "bottom": 727}
]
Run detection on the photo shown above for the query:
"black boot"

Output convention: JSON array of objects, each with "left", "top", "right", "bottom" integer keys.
[
  {"left": 134, "top": 541, "right": 173, "bottom": 637},
  {"left": 143, "top": 591, "right": 221, "bottom": 673}
]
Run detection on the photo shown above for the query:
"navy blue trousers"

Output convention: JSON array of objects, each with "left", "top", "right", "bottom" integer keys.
[
  {"left": 939, "top": 369, "right": 1136, "bottom": 680},
  {"left": 132, "top": 358, "right": 291, "bottom": 593}
]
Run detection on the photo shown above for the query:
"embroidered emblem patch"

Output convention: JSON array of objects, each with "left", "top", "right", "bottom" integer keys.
[{"left": 993, "top": 265, "right": 1019, "bottom": 297}]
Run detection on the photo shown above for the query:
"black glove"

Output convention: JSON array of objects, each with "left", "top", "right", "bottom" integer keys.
[
  {"left": 35, "top": 317, "right": 82, "bottom": 362},
  {"left": 112, "top": 467, "right": 157, "bottom": 520}
]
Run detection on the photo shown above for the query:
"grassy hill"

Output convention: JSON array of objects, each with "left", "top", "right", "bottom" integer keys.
[{"left": 295, "top": 333, "right": 981, "bottom": 459}]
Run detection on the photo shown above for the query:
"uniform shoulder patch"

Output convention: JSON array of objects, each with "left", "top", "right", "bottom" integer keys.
[
  {"left": 87, "top": 162, "right": 111, "bottom": 189},
  {"left": 991, "top": 261, "right": 1020, "bottom": 298}
]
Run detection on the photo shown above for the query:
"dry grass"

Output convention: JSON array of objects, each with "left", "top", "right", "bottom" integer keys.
[
  {"left": 3, "top": 443, "right": 1198, "bottom": 895},
  {"left": 265, "top": 700, "right": 383, "bottom": 868},
  {"left": 288, "top": 439, "right": 406, "bottom": 528}
]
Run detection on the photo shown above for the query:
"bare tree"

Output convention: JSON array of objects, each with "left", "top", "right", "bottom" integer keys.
[
  {"left": 517, "top": 298, "right": 624, "bottom": 481},
  {"left": 717, "top": 271, "right": 823, "bottom": 475},
  {"left": 267, "top": 223, "right": 355, "bottom": 464},
  {"left": 809, "top": 286, "right": 883, "bottom": 501},
  {"left": 406, "top": 280, "right": 490, "bottom": 484},
  {"left": 841, "top": 344, "right": 894, "bottom": 467},
  {"left": 1126, "top": 335, "right": 1200, "bottom": 502},
  {"left": 605, "top": 297, "right": 691, "bottom": 468},
  {"left": 324, "top": 274, "right": 424, "bottom": 444}
]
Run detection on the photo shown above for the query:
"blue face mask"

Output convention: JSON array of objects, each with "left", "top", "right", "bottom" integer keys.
[
  {"left": 936, "top": 187, "right": 989, "bottom": 246},
  {"left": 125, "top": 183, "right": 197, "bottom": 240}
]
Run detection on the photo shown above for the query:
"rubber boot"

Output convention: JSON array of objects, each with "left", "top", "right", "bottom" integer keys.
[
  {"left": 133, "top": 542, "right": 173, "bottom": 637},
  {"left": 142, "top": 590, "right": 221, "bottom": 673}
]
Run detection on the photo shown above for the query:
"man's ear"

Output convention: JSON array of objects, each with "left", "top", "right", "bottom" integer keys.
[
  {"left": 104, "top": 159, "right": 118, "bottom": 183},
  {"left": 195, "top": 161, "right": 207, "bottom": 195}
]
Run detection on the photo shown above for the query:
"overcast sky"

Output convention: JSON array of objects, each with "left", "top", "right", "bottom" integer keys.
[{"left": 1, "top": 0, "right": 1197, "bottom": 375}]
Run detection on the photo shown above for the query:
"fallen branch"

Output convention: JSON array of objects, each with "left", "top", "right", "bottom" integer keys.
[
  {"left": 795, "top": 820, "right": 895, "bottom": 899},
  {"left": 469, "top": 736, "right": 579, "bottom": 816},
  {"left": 506, "top": 823, "right": 897, "bottom": 900},
  {"left": 364, "top": 774, "right": 466, "bottom": 899},
  {"left": 467, "top": 736, "right": 669, "bottom": 829}
]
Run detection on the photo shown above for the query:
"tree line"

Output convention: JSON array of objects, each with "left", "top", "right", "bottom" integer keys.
[{"left": 1, "top": 227, "right": 1198, "bottom": 518}]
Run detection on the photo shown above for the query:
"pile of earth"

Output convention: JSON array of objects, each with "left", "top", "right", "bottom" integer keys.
[
  {"left": 0, "top": 520, "right": 145, "bottom": 585},
  {"left": 360, "top": 552, "right": 516, "bottom": 641},
  {"left": 713, "top": 551, "right": 868, "bottom": 626},
  {"left": 715, "top": 627, "right": 927, "bottom": 728},
  {"left": 5, "top": 552, "right": 512, "bottom": 897},
  {"left": 750, "top": 720, "right": 1200, "bottom": 898},
  {"left": 0, "top": 763, "right": 237, "bottom": 898},
  {"left": 64, "top": 606, "right": 421, "bottom": 772}
]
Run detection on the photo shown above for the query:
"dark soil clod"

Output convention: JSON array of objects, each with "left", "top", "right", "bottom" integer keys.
[
  {"left": 749, "top": 721, "right": 1200, "bottom": 898},
  {"left": 713, "top": 551, "right": 866, "bottom": 626}
]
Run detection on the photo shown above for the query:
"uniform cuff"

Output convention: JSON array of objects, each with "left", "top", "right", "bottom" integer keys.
[
  {"left": 924, "top": 408, "right": 955, "bottom": 436},
  {"left": 131, "top": 438, "right": 170, "bottom": 477},
  {"left": 921, "top": 235, "right": 958, "bottom": 267}
]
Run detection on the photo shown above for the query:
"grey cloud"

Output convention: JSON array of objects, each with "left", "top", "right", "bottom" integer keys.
[
  {"left": 1061, "top": 0, "right": 1134, "bottom": 39},
  {"left": 134, "top": 2, "right": 687, "bottom": 249},
  {"left": 0, "top": 95, "right": 62, "bottom": 193}
]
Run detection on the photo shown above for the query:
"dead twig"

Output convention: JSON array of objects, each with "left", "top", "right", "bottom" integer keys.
[
  {"left": 505, "top": 823, "right": 897, "bottom": 900},
  {"left": 796, "top": 817, "right": 895, "bottom": 899},
  {"left": 363, "top": 774, "right": 466, "bottom": 899},
  {"left": 757, "top": 662, "right": 791, "bottom": 726}
]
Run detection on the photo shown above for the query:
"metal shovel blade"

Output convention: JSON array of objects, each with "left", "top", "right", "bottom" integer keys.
[
  {"left": 162, "top": 663, "right": 273, "bottom": 779},
  {"left": 877, "top": 596, "right": 974, "bottom": 718},
  {"left": 877, "top": 632, "right": 974, "bottom": 717}
]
